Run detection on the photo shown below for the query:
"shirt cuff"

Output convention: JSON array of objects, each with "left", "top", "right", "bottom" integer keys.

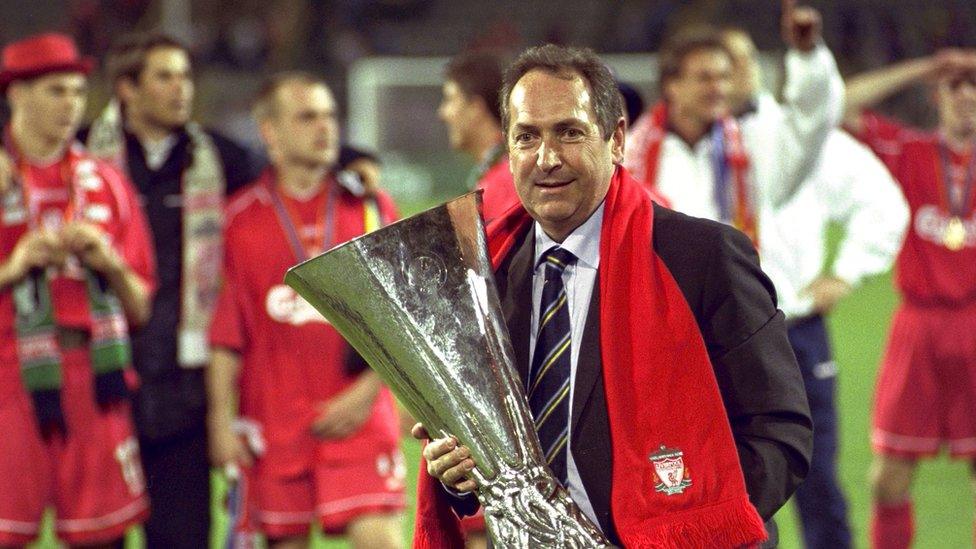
[
  {"left": 831, "top": 261, "right": 865, "bottom": 289},
  {"left": 441, "top": 480, "right": 474, "bottom": 498}
]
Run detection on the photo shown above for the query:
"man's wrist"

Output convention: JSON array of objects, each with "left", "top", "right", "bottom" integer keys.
[
  {"left": 207, "top": 409, "right": 236, "bottom": 431},
  {"left": 441, "top": 480, "right": 473, "bottom": 498},
  {"left": 101, "top": 249, "right": 128, "bottom": 278}
]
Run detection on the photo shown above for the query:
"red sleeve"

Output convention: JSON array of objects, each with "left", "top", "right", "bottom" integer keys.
[
  {"left": 105, "top": 163, "right": 158, "bottom": 295},
  {"left": 848, "top": 110, "right": 910, "bottom": 173},
  {"left": 479, "top": 162, "right": 521, "bottom": 224},
  {"left": 209, "top": 225, "right": 247, "bottom": 352}
]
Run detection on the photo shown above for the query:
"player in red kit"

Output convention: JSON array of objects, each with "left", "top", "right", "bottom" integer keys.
[
  {"left": 845, "top": 49, "right": 976, "bottom": 548},
  {"left": 0, "top": 33, "right": 155, "bottom": 546},
  {"left": 207, "top": 72, "right": 404, "bottom": 549},
  {"left": 438, "top": 50, "right": 519, "bottom": 227}
]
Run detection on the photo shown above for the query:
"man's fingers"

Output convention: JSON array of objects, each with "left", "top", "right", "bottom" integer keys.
[
  {"left": 422, "top": 436, "right": 457, "bottom": 462},
  {"left": 781, "top": 0, "right": 795, "bottom": 18},
  {"left": 438, "top": 458, "right": 476, "bottom": 486},
  {"left": 781, "top": 0, "right": 795, "bottom": 35},
  {"left": 454, "top": 479, "right": 478, "bottom": 493},
  {"left": 410, "top": 422, "right": 430, "bottom": 440}
]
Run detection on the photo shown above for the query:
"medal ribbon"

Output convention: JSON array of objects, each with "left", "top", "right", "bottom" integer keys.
[
  {"left": 267, "top": 177, "right": 336, "bottom": 263},
  {"left": 936, "top": 140, "right": 976, "bottom": 217}
]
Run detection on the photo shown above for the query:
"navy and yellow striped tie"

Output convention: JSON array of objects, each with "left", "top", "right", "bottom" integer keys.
[{"left": 529, "top": 246, "right": 577, "bottom": 485}]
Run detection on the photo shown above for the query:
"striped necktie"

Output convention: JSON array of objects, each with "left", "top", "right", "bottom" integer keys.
[{"left": 528, "top": 246, "right": 577, "bottom": 485}]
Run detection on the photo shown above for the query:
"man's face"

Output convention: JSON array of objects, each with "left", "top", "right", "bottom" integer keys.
[
  {"left": 507, "top": 69, "right": 623, "bottom": 241},
  {"left": 437, "top": 79, "right": 481, "bottom": 153},
  {"left": 10, "top": 72, "right": 87, "bottom": 147},
  {"left": 665, "top": 48, "right": 732, "bottom": 125},
  {"left": 721, "top": 31, "right": 761, "bottom": 113},
  {"left": 124, "top": 46, "right": 193, "bottom": 130},
  {"left": 263, "top": 82, "right": 340, "bottom": 169},
  {"left": 936, "top": 73, "right": 976, "bottom": 139}
]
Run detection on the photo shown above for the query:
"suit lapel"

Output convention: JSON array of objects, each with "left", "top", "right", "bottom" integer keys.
[
  {"left": 497, "top": 228, "right": 535, "bottom": 383},
  {"left": 571, "top": 268, "right": 601, "bottom": 433}
]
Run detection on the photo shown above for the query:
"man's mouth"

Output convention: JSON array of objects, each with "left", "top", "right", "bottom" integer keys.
[{"left": 536, "top": 179, "right": 573, "bottom": 188}]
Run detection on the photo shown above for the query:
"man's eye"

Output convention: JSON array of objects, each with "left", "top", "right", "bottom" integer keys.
[
  {"left": 514, "top": 133, "right": 535, "bottom": 144},
  {"left": 563, "top": 128, "right": 585, "bottom": 139}
]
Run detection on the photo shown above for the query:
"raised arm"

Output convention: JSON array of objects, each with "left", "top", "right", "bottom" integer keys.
[
  {"left": 763, "top": 0, "right": 845, "bottom": 208},
  {"left": 843, "top": 56, "right": 939, "bottom": 132}
]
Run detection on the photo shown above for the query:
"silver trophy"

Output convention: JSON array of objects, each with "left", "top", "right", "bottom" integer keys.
[{"left": 285, "top": 193, "right": 611, "bottom": 548}]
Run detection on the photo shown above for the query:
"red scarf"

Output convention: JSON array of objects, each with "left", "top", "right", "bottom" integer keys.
[
  {"left": 627, "top": 102, "right": 757, "bottom": 246},
  {"left": 413, "top": 167, "right": 766, "bottom": 548}
]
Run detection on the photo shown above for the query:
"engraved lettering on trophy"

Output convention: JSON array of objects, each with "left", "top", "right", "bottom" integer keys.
[{"left": 405, "top": 253, "right": 447, "bottom": 297}]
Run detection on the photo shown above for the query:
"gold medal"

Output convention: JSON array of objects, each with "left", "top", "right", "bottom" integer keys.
[{"left": 943, "top": 216, "right": 967, "bottom": 251}]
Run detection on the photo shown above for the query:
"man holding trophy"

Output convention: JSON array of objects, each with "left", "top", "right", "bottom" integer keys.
[{"left": 413, "top": 44, "right": 813, "bottom": 547}]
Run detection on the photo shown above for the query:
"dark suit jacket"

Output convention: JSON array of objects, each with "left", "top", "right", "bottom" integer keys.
[{"left": 452, "top": 204, "right": 813, "bottom": 544}]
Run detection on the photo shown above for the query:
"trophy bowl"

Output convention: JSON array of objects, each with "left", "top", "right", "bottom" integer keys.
[{"left": 285, "top": 192, "right": 611, "bottom": 547}]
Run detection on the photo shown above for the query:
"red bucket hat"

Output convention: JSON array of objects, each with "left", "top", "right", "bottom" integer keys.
[{"left": 0, "top": 33, "right": 94, "bottom": 92}]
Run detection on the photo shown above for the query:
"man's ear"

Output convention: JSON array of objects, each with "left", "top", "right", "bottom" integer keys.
[
  {"left": 258, "top": 118, "right": 277, "bottom": 153},
  {"left": 662, "top": 77, "right": 680, "bottom": 107},
  {"left": 610, "top": 117, "right": 626, "bottom": 164},
  {"left": 5, "top": 80, "right": 31, "bottom": 108},
  {"left": 116, "top": 77, "right": 137, "bottom": 104},
  {"left": 472, "top": 95, "right": 498, "bottom": 124}
]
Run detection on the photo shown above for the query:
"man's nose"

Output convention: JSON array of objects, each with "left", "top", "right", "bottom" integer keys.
[{"left": 537, "top": 139, "right": 562, "bottom": 172}]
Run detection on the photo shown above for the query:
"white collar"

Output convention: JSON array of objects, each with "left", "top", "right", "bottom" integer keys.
[
  {"left": 139, "top": 133, "right": 179, "bottom": 171},
  {"left": 533, "top": 200, "right": 604, "bottom": 271}
]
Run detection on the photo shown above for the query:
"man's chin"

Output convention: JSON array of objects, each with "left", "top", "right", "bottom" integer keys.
[
  {"left": 154, "top": 114, "right": 190, "bottom": 131},
  {"left": 294, "top": 155, "right": 336, "bottom": 170}
]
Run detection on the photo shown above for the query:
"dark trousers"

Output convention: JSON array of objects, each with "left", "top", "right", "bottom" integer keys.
[
  {"left": 140, "top": 427, "right": 211, "bottom": 549},
  {"left": 787, "top": 315, "right": 851, "bottom": 549}
]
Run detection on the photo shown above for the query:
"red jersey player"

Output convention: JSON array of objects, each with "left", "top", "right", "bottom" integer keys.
[
  {"left": 207, "top": 73, "right": 404, "bottom": 549},
  {"left": 438, "top": 50, "right": 521, "bottom": 229},
  {"left": 845, "top": 49, "right": 976, "bottom": 548},
  {"left": 0, "top": 33, "right": 156, "bottom": 546}
]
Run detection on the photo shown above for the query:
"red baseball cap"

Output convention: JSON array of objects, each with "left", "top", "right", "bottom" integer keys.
[{"left": 0, "top": 33, "right": 94, "bottom": 92}]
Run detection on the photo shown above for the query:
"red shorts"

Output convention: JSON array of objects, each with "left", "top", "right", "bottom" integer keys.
[
  {"left": 246, "top": 444, "right": 407, "bottom": 538},
  {"left": 872, "top": 301, "right": 976, "bottom": 458},
  {"left": 0, "top": 348, "right": 148, "bottom": 546}
]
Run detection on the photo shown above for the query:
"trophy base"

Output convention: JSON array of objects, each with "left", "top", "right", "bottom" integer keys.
[{"left": 479, "top": 464, "right": 613, "bottom": 548}]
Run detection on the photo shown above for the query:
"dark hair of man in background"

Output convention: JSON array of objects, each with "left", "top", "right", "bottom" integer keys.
[
  {"left": 499, "top": 44, "right": 622, "bottom": 140},
  {"left": 657, "top": 27, "right": 732, "bottom": 94},
  {"left": 444, "top": 51, "right": 505, "bottom": 124},
  {"left": 104, "top": 32, "right": 190, "bottom": 87}
]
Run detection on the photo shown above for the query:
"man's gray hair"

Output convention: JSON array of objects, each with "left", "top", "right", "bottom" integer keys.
[{"left": 500, "top": 44, "right": 622, "bottom": 140}]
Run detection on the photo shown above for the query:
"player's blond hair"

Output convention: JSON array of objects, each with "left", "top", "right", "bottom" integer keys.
[{"left": 251, "top": 71, "right": 329, "bottom": 121}]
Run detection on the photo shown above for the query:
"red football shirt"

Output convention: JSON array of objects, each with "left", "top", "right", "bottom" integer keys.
[
  {"left": 853, "top": 112, "right": 976, "bottom": 306},
  {"left": 0, "top": 145, "right": 156, "bottom": 376},
  {"left": 477, "top": 155, "right": 520, "bottom": 224},
  {"left": 210, "top": 172, "right": 400, "bottom": 477}
]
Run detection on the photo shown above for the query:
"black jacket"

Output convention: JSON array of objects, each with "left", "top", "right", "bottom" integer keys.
[
  {"left": 77, "top": 126, "right": 261, "bottom": 443},
  {"left": 452, "top": 204, "right": 813, "bottom": 544}
]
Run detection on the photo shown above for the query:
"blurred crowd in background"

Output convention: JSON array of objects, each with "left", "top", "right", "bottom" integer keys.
[{"left": 5, "top": 0, "right": 976, "bottom": 130}]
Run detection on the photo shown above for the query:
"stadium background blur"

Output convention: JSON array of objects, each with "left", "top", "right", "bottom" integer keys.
[{"left": 4, "top": 1, "right": 975, "bottom": 547}]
